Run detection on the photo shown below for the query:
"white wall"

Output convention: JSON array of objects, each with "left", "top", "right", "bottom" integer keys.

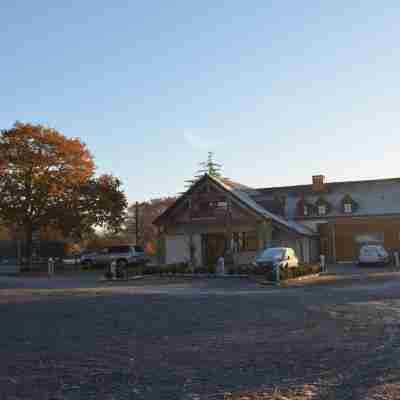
[{"left": 165, "top": 234, "right": 202, "bottom": 266}]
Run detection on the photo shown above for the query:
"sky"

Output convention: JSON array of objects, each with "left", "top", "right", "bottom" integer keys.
[{"left": 1, "top": 1, "right": 400, "bottom": 202}]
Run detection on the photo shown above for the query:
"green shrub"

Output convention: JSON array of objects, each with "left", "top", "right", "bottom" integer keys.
[
  {"left": 207, "top": 265, "right": 216, "bottom": 274},
  {"left": 265, "top": 263, "right": 321, "bottom": 282}
]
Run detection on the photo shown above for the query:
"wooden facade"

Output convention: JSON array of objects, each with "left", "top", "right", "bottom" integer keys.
[{"left": 319, "top": 217, "right": 400, "bottom": 262}]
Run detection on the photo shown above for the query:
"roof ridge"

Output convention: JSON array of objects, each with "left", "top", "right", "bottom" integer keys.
[{"left": 256, "top": 176, "right": 400, "bottom": 192}]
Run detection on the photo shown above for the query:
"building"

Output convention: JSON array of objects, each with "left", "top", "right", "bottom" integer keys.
[{"left": 154, "top": 173, "right": 400, "bottom": 266}]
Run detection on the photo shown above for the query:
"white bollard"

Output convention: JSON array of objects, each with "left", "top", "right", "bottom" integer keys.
[
  {"left": 48, "top": 257, "right": 55, "bottom": 276},
  {"left": 394, "top": 252, "right": 400, "bottom": 268},
  {"left": 217, "top": 256, "right": 225, "bottom": 275},
  {"left": 110, "top": 260, "right": 117, "bottom": 279},
  {"left": 320, "top": 254, "right": 326, "bottom": 273}
]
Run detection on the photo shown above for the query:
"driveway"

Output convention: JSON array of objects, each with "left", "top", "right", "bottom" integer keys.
[
  {"left": 2, "top": 273, "right": 400, "bottom": 399},
  {"left": 327, "top": 262, "right": 400, "bottom": 276}
]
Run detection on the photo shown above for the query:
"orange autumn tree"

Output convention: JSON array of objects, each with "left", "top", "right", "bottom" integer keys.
[{"left": 0, "top": 122, "right": 127, "bottom": 262}]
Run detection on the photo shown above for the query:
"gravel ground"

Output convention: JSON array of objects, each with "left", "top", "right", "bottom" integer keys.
[{"left": 2, "top": 273, "right": 400, "bottom": 399}]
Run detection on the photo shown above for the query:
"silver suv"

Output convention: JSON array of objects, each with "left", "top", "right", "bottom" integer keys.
[{"left": 81, "top": 245, "right": 147, "bottom": 268}]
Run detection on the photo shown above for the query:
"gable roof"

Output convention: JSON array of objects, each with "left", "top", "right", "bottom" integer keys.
[{"left": 154, "top": 174, "right": 315, "bottom": 237}]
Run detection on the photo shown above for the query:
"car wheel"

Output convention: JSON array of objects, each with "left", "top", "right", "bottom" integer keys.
[{"left": 116, "top": 259, "right": 128, "bottom": 279}]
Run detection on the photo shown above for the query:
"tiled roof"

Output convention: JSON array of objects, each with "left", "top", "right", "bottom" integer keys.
[
  {"left": 255, "top": 177, "right": 400, "bottom": 195},
  {"left": 254, "top": 178, "right": 400, "bottom": 219},
  {"left": 209, "top": 175, "right": 315, "bottom": 236}
]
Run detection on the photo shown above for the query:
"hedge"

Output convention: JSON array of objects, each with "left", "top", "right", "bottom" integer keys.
[
  {"left": 127, "top": 263, "right": 216, "bottom": 275},
  {"left": 122, "top": 263, "right": 321, "bottom": 279},
  {"left": 265, "top": 264, "right": 321, "bottom": 282}
]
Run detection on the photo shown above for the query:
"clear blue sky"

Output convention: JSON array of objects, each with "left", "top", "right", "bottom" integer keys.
[{"left": 1, "top": 1, "right": 400, "bottom": 202}]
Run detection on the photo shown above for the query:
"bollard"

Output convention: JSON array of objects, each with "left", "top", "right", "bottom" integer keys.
[
  {"left": 48, "top": 257, "right": 55, "bottom": 276},
  {"left": 276, "top": 264, "right": 280, "bottom": 284},
  {"left": 110, "top": 260, "right": 117, "bottom": 279},
  {"left": 394, "top": 252, "right": 400, "bottom": 268},
  {"left": 320, "top": 254, "right": 326, "bottom": 273},
  {"left": 217, "top": 256, "right": 225, "bottom": 276}
]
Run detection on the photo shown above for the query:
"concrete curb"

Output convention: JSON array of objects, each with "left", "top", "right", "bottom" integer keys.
[
  {"left": 258, "top": 273, "right": 322, "bottom": 287},
  {"left": 287, "top": 273, "right": 321, "bottom": 282}
]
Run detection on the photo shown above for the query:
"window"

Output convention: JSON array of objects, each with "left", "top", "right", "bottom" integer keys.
[
  {"left": 216, "top": 201, "right": 228, "bottom": 210},
  {"left": 344, "top": 203, "right": 352, "bottom": 213},
  {"left": 233, "top": 232, "right": 244, "bottom": 252},
  {"left": 342, "top": 194, "right": 356, "bottom": 214},
  {"left": 192, "top": 201, "right": 215, "bottom": 218},
  {"left": 233, "top": 232, "right": 258, "bottom": 252},
  {"left": 257, "top": 247, "right": 285, "bottom": 261},
  {"left": 318, "top": 205, "right": 326, "bottom": 215}
]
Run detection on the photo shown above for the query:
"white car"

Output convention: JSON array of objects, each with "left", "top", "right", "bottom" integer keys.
[
  {"left": 359, "top": 245, "right": 389, "bottom": 265},
  {"left": 254, "top": 247, "right": 299, "bottom": 270}
]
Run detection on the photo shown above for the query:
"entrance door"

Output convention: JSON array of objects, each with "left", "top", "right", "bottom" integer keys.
[{"left": 204, "top": 234, "right": 226, "bottom": 266}]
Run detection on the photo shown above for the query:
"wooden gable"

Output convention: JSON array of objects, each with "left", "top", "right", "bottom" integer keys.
[{"left": 159, "top": 176, "right": 261, "bottom": 226}]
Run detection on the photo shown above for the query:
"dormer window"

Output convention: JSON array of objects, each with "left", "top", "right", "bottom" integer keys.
[
  {"left": 315, "top": 195, "right": 330, "bottom": 216},
  {"left": 344, "top": 203, "right": 352, "bottom": 213},
  {"left": 297, "top": 198, "right": 311, "bottom": 217},
  {"left": 318, "top": 205, "right": 326, "bottom": 216},
  {"left": 342, "top": 194, "right": 357, "bottom": 214}
]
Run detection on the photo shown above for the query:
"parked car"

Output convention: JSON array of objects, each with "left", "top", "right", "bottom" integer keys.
[
  {"left": 253, "top": 247, "right": 299, "bottom": 271},
  {"left": 359, "top": 244, "right": 389, "bottom": 266},
  {"left": 81, "top": 245, "right": 148, "bottom": 268}
]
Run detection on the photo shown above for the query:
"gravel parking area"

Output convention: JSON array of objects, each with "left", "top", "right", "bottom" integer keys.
[{"left": 1, "top": 272, "right": 400, "bottom": 399}]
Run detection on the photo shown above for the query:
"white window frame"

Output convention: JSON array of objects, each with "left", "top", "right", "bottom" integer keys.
[
  {"left": 318, "top": 205, "right": 326, "bottom": 216},
  {"left": 344, "top": 203, "right": 352, "bottom": 213}
]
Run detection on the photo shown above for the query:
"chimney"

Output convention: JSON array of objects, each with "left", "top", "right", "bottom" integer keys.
[{"left": 312, "top": 175, "right": 326, "bottom": 192}]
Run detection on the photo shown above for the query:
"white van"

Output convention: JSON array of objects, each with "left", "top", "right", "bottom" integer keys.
[{"left": 359, "top": 245, "right": 389, "bottom": 266}]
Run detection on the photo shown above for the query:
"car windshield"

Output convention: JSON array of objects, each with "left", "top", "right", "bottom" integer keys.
[{"left": 258, "top": 248, "right": 285, "bottom": 261}]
